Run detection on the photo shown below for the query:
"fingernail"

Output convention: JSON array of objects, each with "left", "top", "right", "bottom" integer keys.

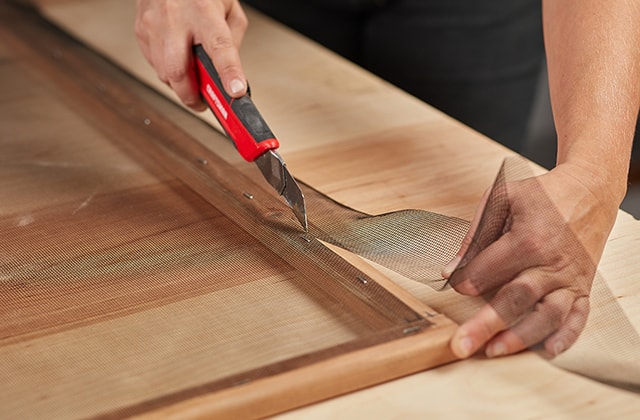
[
  {"left": 442, "top": 255, "right": 461, "bottom": 278},
  {"left": 552, "top": 340, "right": 565, "bottom": 356},
  {"left": 487, "top": 342, "right": 506, "bottom": 358},
  {"left": 230, "top": 79, "right": 245, "bottom": 95},
  {"left": 456, "top": 335, "right": 474, "bottom": 358}
]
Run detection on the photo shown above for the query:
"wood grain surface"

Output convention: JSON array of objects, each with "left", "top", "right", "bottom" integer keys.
[
  {"left": 0, "top": 3, "right": 461, "bottom": 418},
  {"left": 16, "top": 0, "right": 640, "bottom": 417}
]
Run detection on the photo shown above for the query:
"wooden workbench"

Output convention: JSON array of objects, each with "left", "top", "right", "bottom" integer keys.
[{"left": 13, "top": 0, "right": 640, "bottom": 417}]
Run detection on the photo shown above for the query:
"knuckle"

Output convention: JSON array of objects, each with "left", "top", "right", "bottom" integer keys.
[
  {"left": 134, "top": 20, "right": 145, "bottom": 39},
  {"left": 561, "top": 327, "right": 580, "bottom": 345},
  {"left": 539, "top": 297, "right": 570, "bottom": 329},
  {"left": 166, "top": 0, "right": 188, "bottom": 14},
  {"left": 494, "top": 282, "right": 537, "bottom": 322},
  {"left": 165, "top": 65, "right": 188, "bottom": 83},
  {"left": 193, "top": 0, "right": 211, "bottom": 11},
  {"left": 135, "top": 11, "right": 153, "bottom": 38},
  {"left": 235, "top": 13, "right": 249, "bottom": 30},
  {"left": 177, "top": 0, "right": 214, "bottom": 18},
  {"left": 216, "top": 61, "right": 243, "bottom": 79},
  {"left": 209, "top": 35, "right": 235, "bottom": 51},
  {"left": 511, "top": 282, "right": 536, "bottom": 310},
  {"left": 542, "top": 300, "right": 564, "bottom": 321},
  {"left": 518, "top": 235, "right": 543, "bottom": 257}
]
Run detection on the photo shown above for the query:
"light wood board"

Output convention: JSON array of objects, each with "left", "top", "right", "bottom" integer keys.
[
  {"left": 17, "top": 0, "right": 640, "bottom": 417},
  {"left": 0, "top": 5, "right": 460, "bottom": 418}
]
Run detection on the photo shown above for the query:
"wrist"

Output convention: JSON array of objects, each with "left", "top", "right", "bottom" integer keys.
[
  {"left": 552, "top": 160, "right": 628, "bottom": 211},
  {"left": 555, "top": 132, "right": 631, "bottom": 207}
]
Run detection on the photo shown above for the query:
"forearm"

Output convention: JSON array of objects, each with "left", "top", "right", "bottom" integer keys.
[
  {"left": 447, "top": 0, "right": 640, "bottom": 360},
  {"left": 543, "top": 0, "right": 640, "bottom": 204}
]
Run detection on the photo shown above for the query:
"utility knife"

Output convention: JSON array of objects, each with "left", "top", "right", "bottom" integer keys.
[{"left": 194, "top": 45, "right": 308, "bottom": 232}]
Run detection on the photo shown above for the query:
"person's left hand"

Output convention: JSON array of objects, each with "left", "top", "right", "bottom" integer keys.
[{"left": 442, "top": 162, "right": 621, "bottom": 358}]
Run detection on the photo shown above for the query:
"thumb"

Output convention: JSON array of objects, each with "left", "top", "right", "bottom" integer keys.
[
  {"left": 442, "top": 188, "right": 491, "bottom": 278},
  {"left": 204, "top": 41, "right": 247, "bottom": 98},
  {"left": 200, "top": 22, "right": 247, "bottom": 97}
]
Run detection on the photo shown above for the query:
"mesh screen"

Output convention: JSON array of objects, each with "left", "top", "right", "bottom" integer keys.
[
  {"left": 0, "top": 7, "right": 439, "bottom": 418},
  {"left": 303, "top": 158, "right": 640, "bottom": 392},
  {"left": 1, "top": 5, "right": 638, "bottom": 419},
  {"left": 303, "top": 182, "right": 469, "bottom": 291}
]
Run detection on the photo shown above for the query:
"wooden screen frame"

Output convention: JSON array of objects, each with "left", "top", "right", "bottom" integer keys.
[{"left": 0, "top": 4, "right": 458, "bottom": 418}]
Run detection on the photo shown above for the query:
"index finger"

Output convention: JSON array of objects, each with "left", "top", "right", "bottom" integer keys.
[{"left": 162, "top": 33, "right": 207, "bottom": 111}]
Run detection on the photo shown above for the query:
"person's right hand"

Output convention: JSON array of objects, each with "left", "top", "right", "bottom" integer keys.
[{"left": 135, "top": 0, "right": 249, "bottom": 111}]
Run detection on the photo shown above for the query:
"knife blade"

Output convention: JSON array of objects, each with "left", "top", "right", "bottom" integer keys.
[{"left": 193, "top": 44, "right": 308, "bottom": 232}]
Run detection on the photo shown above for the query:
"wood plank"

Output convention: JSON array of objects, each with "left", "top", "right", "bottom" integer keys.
[
  {"left": 22, "top": 0, "right": 640, "bottom": 416},
  {"left": 0, "top": 4, "right": 458, "bottom": 418}
]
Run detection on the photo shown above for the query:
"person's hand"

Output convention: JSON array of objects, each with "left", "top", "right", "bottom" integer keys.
[
  {"left": 135, "top": 0, "right": 248, "bottom": 111},
  {"left": 442, "top": 162, "right": 621, "bottom": 359}
]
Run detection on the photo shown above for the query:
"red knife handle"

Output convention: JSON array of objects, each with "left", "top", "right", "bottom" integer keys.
[{"left": 194, "top": 44, "right": 279, "bottom": 162}]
